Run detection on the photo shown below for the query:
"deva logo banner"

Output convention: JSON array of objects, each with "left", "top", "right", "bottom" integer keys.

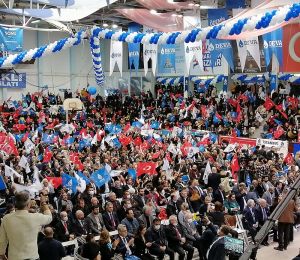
[{"left": 0, "top": 72, "right": 26, "bottom": 88}]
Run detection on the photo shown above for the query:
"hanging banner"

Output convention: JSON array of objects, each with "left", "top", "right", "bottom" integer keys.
[
  {"left": 184, "top": 11, "right": 203, "bottom": 75},
  {"left": 143, "top": 26, "right": 157, "bottom": 75},
  {"left": 262, "top": 28, "right": 283, "bottom": 68},
  {"left": 207, "top": 9, "right": 234, "bottom": 72},
  {"left": 128, "top": 23, "right": 141, "bottom": 73},
  {"left": 0, "top": 27, "right": 23, "bottom": 52},
  {"left": 157, "top": 44, "right": 176, "bottom": 75},
  {"left": 270, "top": 74, "right": 277, "bottom": 93},
  {"left": 226, "top": 0, "right": 245, "bottom": 9},
  {"left": 109, "top": 40, "right": 123, "bottom": 76},
  {"left": 0, "top": 72, "right": 26, "bottom": 88},
  {"left": 283, "top": 23, "right": 300, "bottom": 73},
  {"left": 256, "top": 138, "right": 288, "bottom": 156},
  {"left": 223, "top": 76, "right": 228, "bottom": 92}
]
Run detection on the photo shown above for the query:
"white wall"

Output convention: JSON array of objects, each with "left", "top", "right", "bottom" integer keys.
[{"left": 1, "top": 30, "right": 155, "bottom": 101}]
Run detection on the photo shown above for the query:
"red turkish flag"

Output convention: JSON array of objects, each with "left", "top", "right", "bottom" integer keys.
[
  {"left": 133, "top": 136, "right": 142, "bottom": 146},
  {"left": 123, "top": 123, "right": 131, "bottom": 133},
  {"left": 141, "top": 141, "right": 150, "bottom": 151},
  {"left": 231, "top": 154, "right": 239, "bottom": 181},
  {"left": 118, "top": 134, "right": 132, "bottom": 147},
  {"left": 70, "top": 152, "right": 84, "bottom": 171},
  {"left": 43, "top": 148, "right": 53, "bottom": 163},
  {"left": 284, "top": 153, "right": 294, "bottom": 165},
  {"left": 287, "top": 96, "right": 298, "bottom": 110},
  {"left": 201, "top": 105, "right": 208, "bottom": 118},
  {"left": 180, "top": 141, "right": 192, "bottom": 157},
  {"left": 228, "top": 98, "right": 238, "bottom": 107},
  {"left": 46, "top": 177, "right": 62, "bottom": 189},
  {"left": 275, "top": 104, "right": 288, "bottom": 120},
  {"left": 152, "top": 151, "right": 161, "bottom": 159},
  {"left": 264, "top": 97, "right": 275, "bottom": 111},
  {"left": 137, "top": 162, "right": 157, "bottom": 176},
  {"left": 273, "top": 126, "right": 285, "bottom": 139}
]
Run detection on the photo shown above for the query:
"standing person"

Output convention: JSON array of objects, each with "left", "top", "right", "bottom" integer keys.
[
  {"left": 0, "top": 191, "right": 52, "bottom": 260},
  {"left": 274, "top": 189, "right": 299, "bottom": 251},
  {"left": 38, "top": 227, "right": 66, "bottom": 260}
]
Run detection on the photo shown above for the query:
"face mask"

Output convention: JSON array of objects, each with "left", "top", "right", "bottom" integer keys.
[
  {"left": 188, "top": 219, "right": 193, "bottom": 223},
  {"left": 62, "top": 216, "right": 68, "bottom": 222},
  {"left": 88, "top": 191, "right": 95, "bottom": 196},
  {"left": 154, "top": 225, "right": 160, "bottom": 230}
]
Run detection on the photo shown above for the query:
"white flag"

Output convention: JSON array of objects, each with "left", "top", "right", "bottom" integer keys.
[
  {"left": 32, "top": 166, "right": 43, "bottom": 190},
  {"left": 184, "top": 42, "right": 203, "bottom": 75},
  {"left": 5, "top": 165, "right": 23, "bottom": 182},
  {"left": 24, "top": 138, "right": 35, "bottom": 154},
  {"left": 18, "top": 155, "right": 31, "bottom": 173},
  {"left": 203, "top": 161, "right": 212, "bottom": 185},
  {"left": 14, "top": 183, "right": 39, "bottom": 198},
  {"left": 162, "top": 158, "right": 170, "bottom": 171},
  {"left": 110, "top": 40, "right": 123, "bottom": 76},
  {"left": 167, "top": 143, "right": 178, "bottom": 155},
  {"left": 143, "top": 44, "right": 158, "bottom": 76},
  {"left": 75, "top": 173, "right": 86, "bottom": 193}
]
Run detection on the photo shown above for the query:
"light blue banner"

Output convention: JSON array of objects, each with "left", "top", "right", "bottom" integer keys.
[
  {"left": 0, "top": 72, "right": 26, "bottom": 88},
  {"left": 262, "top": 28, "right": 283, "bottom": 67},
  {"left": 0, "top": 27, "right": 23, "bottom": 52},
  {"left": 128, "top": 23, "right": 141, "bottom": 73},
  {"left": 207, "top": 9, "right": 234, "bottom": 71},
  {"left": 158, "top": 44, "right": 176, "bottom": 74},
  {"left": 270, "top": 74, "right": 277, "bottom": 93}
]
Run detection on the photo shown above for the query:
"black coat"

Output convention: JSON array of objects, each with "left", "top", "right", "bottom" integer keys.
[
  {"left": 102, "top": 211, "right": 119, "bottom": 231},
  {"left": 38, "top": 238, "right": 66, "bottom": 260},
  {"left": 145, "top": 226, "right": 168, "bottom": 251},
  {"left": 207, "top": 237, "right": 226, "bottom": 260},
  {"left": 213, "top": 189, "right": 225, "bottom": 204},
  {"left": 54, "top": 220, "right": 73, "bottom": 242}
]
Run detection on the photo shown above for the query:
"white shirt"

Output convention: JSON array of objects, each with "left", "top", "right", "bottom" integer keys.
[{"left": 0, "top": 210, "right": 52, "bottom": 260}]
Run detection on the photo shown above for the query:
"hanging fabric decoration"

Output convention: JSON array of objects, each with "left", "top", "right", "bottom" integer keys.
[{"left": 109, "top": 40, "right": 123, "bottom": 76}]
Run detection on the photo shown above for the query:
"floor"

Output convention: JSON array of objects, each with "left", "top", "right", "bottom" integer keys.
[{"left": 257, "top": 228, "right": 300, "bottom": 260}]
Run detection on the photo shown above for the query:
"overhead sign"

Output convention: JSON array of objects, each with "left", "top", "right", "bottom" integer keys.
[
  {"left": 256, "top": 138, "right": 288, "bottom": 156},
  {"left": 283, "top": 23, "right": 300, "bottom": 72},
  {"left": 0, "top": 27, "right": 23, "bottom": 52},
  {"left": 0, "top": 72, "right": 26, "bottom": 88}
]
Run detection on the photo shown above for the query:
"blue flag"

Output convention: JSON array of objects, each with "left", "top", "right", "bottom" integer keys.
[
  {"left": 42, "top": 133, "right": 53, "bottom": 144},
  {"left": 105, "top": 124, "right": 122, "bottom": 134},
  {"left": 90, "top": 168, "right": 111, "bottom": 188},
  {"left": 150, "top": 121, "right": 160, "bottom": 130},
  {"left": 132, "top": 121, "right": 143, "bottom": 128},
  {"left": 207, "top": 9, "right": 234, "bottom": 71},
  {"left": 274, "top": 119, "right": 282, "bottom": 125},
  {"left": 127, "top": 168, "right": 137, "bottom": 180},
  {"left": 262, "top": 28, "right": 283, "bottom": 67},
  {"left": 66, "top": 137, "right": 75, "bottom": 145},
  {"left": 246, "top": 174, "right": 252, "bottom": 187},
  {"left": 62, "top": 173, "right": 78, "bottom": 193},
  {"left": 0, "top": 176, "right": 6, "bottom": 190},
  {"left": 270, "top": 74, "right": 277, "bottom": 93},
  {"left": 213, "top": 115, "right": 220, "bottom": 124},
  {"left": 158, "top": 44, "right": 176, "bottom": 74},
  {"left": 77, "top": 171, "right": 90, "bottom": 185},
  {"left": 112, "top": 138, "right": 122, "bottom": 149}
]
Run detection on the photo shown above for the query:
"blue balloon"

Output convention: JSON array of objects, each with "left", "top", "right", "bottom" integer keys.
[{"left": 88, "top": 86, "right": 97, "bottom": 95}]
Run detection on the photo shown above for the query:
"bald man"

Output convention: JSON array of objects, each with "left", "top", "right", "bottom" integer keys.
[{"left": 38, "top": 227, "right": 66, "bottom": 260}]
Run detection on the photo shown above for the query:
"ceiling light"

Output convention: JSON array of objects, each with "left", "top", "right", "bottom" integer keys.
[
  {"left": 103, "top": 23, "right": 108, "bottom": 27},
  {"left": 150, "top": 9, "right": 157, "bottom": 14},
  {"left": 112, "top": 24, "right": 118, "bottom": 28},
  {"left": 167, "top": 0, "right": 175, "bottom": 3},
  {"left": 177, "top": 14, "right": 183, "bottom": 18},
  {"left": 31, "top": 20, "right": 40, "bottom": 24},
  {"left": 188, "top": 3, "right": 194, "bottom": 6},
  {"left": 194, "top": 4, "right": 200, "bottom": 7},
  {"left": 171, "top": 13, "right": 177, "bottom": 17}
]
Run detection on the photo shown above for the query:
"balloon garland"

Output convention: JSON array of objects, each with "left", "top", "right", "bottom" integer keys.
[
  {"left": 90, "top": 36, "right": 105, "bottom": 86},
  {"left": 0, "top": 30, "right": 86, "bottom": 68}
]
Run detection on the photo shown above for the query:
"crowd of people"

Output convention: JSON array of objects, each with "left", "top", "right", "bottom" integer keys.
[{"left": 0, "top": 81, "right": 299, "bottom": 260}]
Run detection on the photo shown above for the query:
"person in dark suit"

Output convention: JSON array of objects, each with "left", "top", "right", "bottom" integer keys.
[
  {"left": 176, "top": 188, "right": 193, "bottom": 213},
  {"left": 72, "top": 210, "right": 88, "bottom": 237},
  {"left": 115, "top": 224, "right": 135, "bottom": 257},
  {"left": 54, "top": 211, "right": 73, "bottom": 242},
  {"left": 102, "top": 202, "right": 119, "bottom": 231},
  {"left": 242, "top": 199, "right": 258, "bottom": 241},
  {"left": 213, "top": 184, "right": 226, "bottom": 204},
  {"left": 133, "top": 187, "right": 146, "bottom": 213},
  {"left": 107, "top": 192, "right": 121, "bottom": 212},
  {"left": 207, "top": 167, "right": 221, "bottom": 191},
  {"left": 208, "top": 202, "right": 225, "bottom": 227},
  {"left": 254, "top": 199, "right": 270, "bottom": 246},
  {"left": 166, "top": 193, "right": 179, "bottom": 217},
  {"left": 85, "top": 205, "right": 104, "bottom": 235},
  {"left": 145, "top": 218, "right": 175, "bottom": 260},
  {"left": 138, "top": 205, "right": 155, "bottom": 229},
  {"left": 117, "top": 199, "right": 132, "bottom": 222},
  {"left": 38, "top": 227, "right": 66, "bottom": 260},
  {"left": 134, "top": 225, "right": 155, "bottom": 260},
  {"left": 207, "top": 225, "right": 232, "bottom": 260},
  {"left": 80, "top": 234, "right": 100, "bottom": 260},
  {"left": 165, "top": 215, "right": 194, "bottom": 260},
  {"left": 235, "top": 183, "right": 247, "bottom": 212}
]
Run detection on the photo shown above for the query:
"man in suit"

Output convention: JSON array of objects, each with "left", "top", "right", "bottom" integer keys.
[
  {"left": 55, "top": 211, "right": 73, "bottom": 242},
  {"left": 72, "top": 210, "right": 88, "bottom": 237},
  {"left": 235, "top": 183, "right": 247, "bottom": 212},
  {"left": 242, "top": 199, "right": 258, "bottom": 241},
  {"left": 255, "top": 199, "right": 270, "bottom": 246},
  {"left": 207, "top": 225, "right": 232, "bottom": 260},
  {"left": 176, "top": 188, "right": 193, "bottom": 213},
  {"left": 166, "top": 215, "right": 194, "bottom": 260},
  {"left": 85, "top": 205, "right": 104, "bottom": 235},
  {"left": 166, "top": 193, "right": 179, "bottom": 217},
  {"left": 145, "top": 218, "right": 175, "bottom": 260},
  {"left": 133, "top": 187, "right": 146, "bottom": 214},
  {"left": 106, "top": 192, "right": 121, "bottom": 212},
  {"left": 245, "top": 185, "right": 259, "bottom": 203},
  {"left": 138, "top": 205, "right": 154, "bottom": 229},
  {"left": 38, "top": 227, "right": 66, "bottom": 260},
  {"left": 102, "top": 202, "right": 119, "bottom": 231},
  {"left": 213, "top": 184, "right": 225, "bottom": 204},
  {"left": 117, "top": 199, "right": 132, "bottom": 222},
  {"left": 115, "top": 224, "right": 135, "bottom": 257},
  {"left": 262, "top": 187, "right": 275, "bottom": 208},
  {"left": 207, "top": 167, "right": 221, "bottom": 191}
]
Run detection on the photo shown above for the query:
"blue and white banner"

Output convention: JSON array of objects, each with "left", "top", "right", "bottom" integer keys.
[
  {"left": 128, "top": 23, "right": 141, "bottom": 73},
  {"left": 207, "top": 9, "right": 234, "bottom": 71},
  {"left": 158, "top": 44, "right": 176, "bottom": 75},
  {"left": 0, "top": 27, "right": 23, "bottom": 52},
  {"left": 270, "top": 74, "right": 277, "bottom": 93},
  {"left": 226, "top": 0, "right": 245, "bottom": 9},
  {"left": 262, "top": 28, "right": 283, "bottom": 67},
  {"left": 143, "top": 26, "right": 157, "bottom": 76},
  {"left": 0, "top": 72, "right": 26, "bottom": 88},
  {"left": 223, "top": 76, "right": 228, "bottom": 92},
  {"left": 110, "top": 40, "right": 123, "bottom": 76}
]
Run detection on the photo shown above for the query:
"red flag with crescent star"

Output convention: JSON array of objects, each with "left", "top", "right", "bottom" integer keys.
[{"left": 137, "top": 162, "right": 157, "bottom": 176}]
